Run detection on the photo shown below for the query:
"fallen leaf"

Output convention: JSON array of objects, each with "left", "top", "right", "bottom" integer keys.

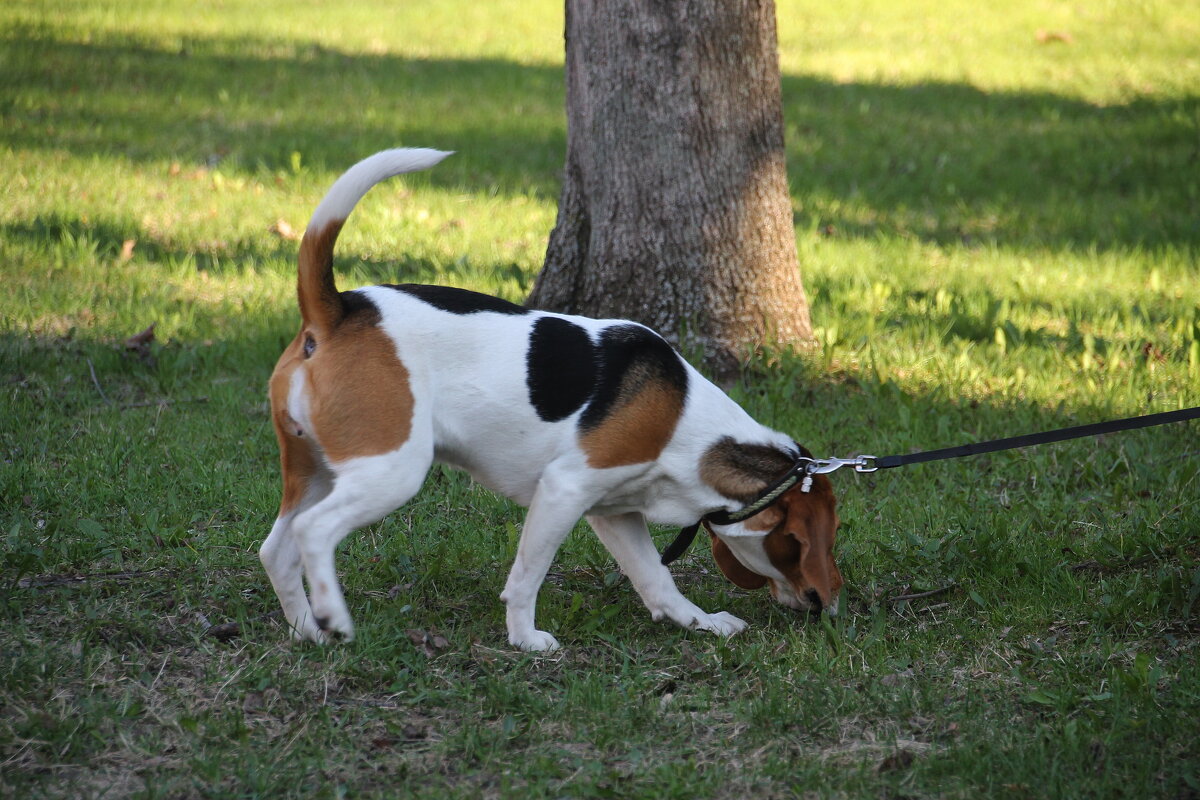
[
  {"left": 242, "top": 692, "right": 264, "bottom": 712},
  {"left": 206, "top": 621, "right": 240, "bottom": 641},
  {"left": 405, "top": 628, "right": 449, "bottom": 657},
  {"left": 1035, "top": 29, "right": 1073, "bottom": 44},
  {"left": 878, "top": 749, "right": 916, "bottom": 772},
  {"left": 402, "top": 723, "right": 428, "bottom": 740},
  {"left": 880, "top": 668, "right": 915, "bottom": 687},
  {"left": 269, "top": 219, "right": 302, "bottom": 241},
  {"left": 124, "top": 323, "right": 156, "bottom": 351},
  {"left": 1141, "top": 342, "right": 1167, "bottom": 363}
]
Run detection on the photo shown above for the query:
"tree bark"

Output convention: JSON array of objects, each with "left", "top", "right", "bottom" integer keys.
[{"left": 527, "top": 0, "right": 813, "bottom": 378}]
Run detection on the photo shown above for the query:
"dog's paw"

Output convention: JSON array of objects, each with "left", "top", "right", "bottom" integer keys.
[
  {"left": 693, "top": 611, "right": 748, "bottom": 638},
  {"left": 310, "top": 610, "right": 355, "bottom": 644},
  {"left": 289, "top": 618, "right": 325, "bottom": 644},
  {"left": 510, "top": 629, "right": 561, "bottom": 652}
]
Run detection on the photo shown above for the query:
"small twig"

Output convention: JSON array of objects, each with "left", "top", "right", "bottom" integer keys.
[
  {"left": 86, "top": 358, "right": 112, "bottom": 405},
  {"left": 889, "top": 584, "right": 957, "bottom": 603},
  {"left": 915, "top": 602, "right": 951, "bottom": 614},
  {"left": 16, "top": 568, "right": 169, "bottom": 589},
  {"left": 120, "top": 396, "right": 209, "bottom": 410}
]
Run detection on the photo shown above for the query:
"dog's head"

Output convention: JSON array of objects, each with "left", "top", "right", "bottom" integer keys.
[{"left": 708, "top": 473, "right": 843, "bottom": 615}]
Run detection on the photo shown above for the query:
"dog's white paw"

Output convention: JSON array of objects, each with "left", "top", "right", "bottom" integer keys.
[
  {"left": 511, "top": 629, "right": 561, "bottom": 652},
  {"left": 309, "top": 607, "right": 355, "bottom": 643},
  {"left": 693, "top": 611, "right": 748, "bottom": 638},
  {"left": 289, "top": 617, "right": 325, "bottom": 644}
]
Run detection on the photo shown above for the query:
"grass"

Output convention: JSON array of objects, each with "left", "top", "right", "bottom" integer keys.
[{"left": 2, "top": 0, "right": 1199, "bottom": 796}]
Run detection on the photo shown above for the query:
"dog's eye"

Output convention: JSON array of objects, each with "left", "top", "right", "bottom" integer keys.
[{"left": 303, "top": 334, "right": 316, "bottom": 358}]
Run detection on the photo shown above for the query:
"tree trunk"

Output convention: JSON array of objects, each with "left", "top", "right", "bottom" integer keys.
[{"left": 527, "top": 0, "right": 813, "bottom": 378}]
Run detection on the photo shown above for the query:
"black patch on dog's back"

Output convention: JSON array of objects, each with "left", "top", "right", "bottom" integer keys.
[
  {"left": 340, "top": 289, "right": 383, "bottom": 323},
  {"left": 386, "top": 284, "right": 529, "bottom": 316},
  {"left": 526, "top": 316, "right": 597, "bottom": 422},
  {"left": 579, "top": 324, "right": 688, "bottom": 432}
]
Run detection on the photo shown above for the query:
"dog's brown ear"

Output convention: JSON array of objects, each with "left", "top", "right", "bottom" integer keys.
[
  {"left": 709, "top": 530, "right": 767, "bottom": 590},
  {"left": 700, "top": 437, "right": 795, "bottom": 504}
]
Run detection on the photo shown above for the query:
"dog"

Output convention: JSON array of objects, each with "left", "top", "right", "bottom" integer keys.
[{"left": 260, "top": 149, "right": 843, "bottom": 651}]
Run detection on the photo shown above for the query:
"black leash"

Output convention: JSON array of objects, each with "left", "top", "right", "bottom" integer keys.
[
  {"left": 661, "top": 406, "right": 1200, "bottom": 565},
  {"left": 871, "top": 406, "right": 1200, "bottom": 470}
]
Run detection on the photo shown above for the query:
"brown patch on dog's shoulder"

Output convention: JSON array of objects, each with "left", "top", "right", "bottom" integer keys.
[
  {"left": 577, "top": 324, "right": 688, "bottom": 469},
  {"left": 700, "top": 437, "right": 795, "bottom": 503},
  {"left": 579, "top": 368, "right": 685, "bottom": 468},
  {"left": 304, "top": 309, "right": 414, "bottom": 464}
]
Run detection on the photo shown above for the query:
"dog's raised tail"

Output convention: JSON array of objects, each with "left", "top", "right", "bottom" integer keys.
[{"left": 298, "top": 148, "right": 453, "bottom": 333}]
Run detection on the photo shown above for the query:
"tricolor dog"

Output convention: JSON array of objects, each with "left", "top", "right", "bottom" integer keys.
[{"left": 261, "top": 149, "right": 843, "bottom": 651}]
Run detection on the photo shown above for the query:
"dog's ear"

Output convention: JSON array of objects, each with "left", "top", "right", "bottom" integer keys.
[
  {"left": 709, "top": 530, "right": 767, "bottom": 590},
  {"left": 700, "top": 437, "right": 796, "bottom": 504},
  {"left": 775, "top": 478, "right": 843, "bottom": 607}
]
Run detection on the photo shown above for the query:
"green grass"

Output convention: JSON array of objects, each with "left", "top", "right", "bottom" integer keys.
[{"left": 2, "top": 0, "right": 1199, "bottom": 797}]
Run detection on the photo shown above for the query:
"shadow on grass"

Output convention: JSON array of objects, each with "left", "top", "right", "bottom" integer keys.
[
  {"left": 4, "top": 27, "right": 1198, "bottom": 252},
  {"left": 779, "top": 75, "right": 1200, "bottom": 251},
  {"left": 1, "top": 29, "right": 567, "bottom": 195},
  {"left": 0, "top": 212, "right": 508, "bottom": 292}
]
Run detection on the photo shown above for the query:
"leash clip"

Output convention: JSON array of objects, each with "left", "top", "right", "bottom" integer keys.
[{"left": 800, "top": 455, "right": 878, "bottom": 491}]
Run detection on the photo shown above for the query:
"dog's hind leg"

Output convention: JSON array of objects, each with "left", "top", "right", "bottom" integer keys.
[
  {"left": 587, "top": 512, "right": 747, "bottom": 638},
  {"left": 291, "top": 443, "right": 432, "bottom": 643},
  {"left": 260, "top": 512, "right": 322, "bottom": 642},
  {"left": 262, "top": 410, "right": 334, "bottom": 642}
]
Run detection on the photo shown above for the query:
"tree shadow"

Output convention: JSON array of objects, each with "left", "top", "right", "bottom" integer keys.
[
  {"left": 779, "top": 74, "right": 1200, "bottom": 251},
  {"left": 4, "top": 27, "right": 1197, "bottom": 253},
  {"left": 1, "top": 28, "right": 567, "bottom": 196},
  {"left": 0, "top": 212, "right": 517, "bottom": 293}
]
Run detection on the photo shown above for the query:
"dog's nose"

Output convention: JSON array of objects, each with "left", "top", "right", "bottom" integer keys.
[{"left": 804, "top": 589, "right": 823, "bottom": 611}]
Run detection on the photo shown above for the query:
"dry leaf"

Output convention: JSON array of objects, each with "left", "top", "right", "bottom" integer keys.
[
  {"left": 124, "top": 323, "right": 157, "bottom": 362},
  {"left": 402, "top": 723, "right": 428, "bottom": 740},
  {"left": 1035, "top": 29, "right": 1073, "bottom": 44},
  {"left": 206, "top": 621, "right": 241, "bottom": 641},
  {"left": 880, "top": 668, "right": 915, "bottom": 687},
  {"left": 878, "top": 749, "right": 917, "bottom": 772},
  {"left": 269, "top": 219, "right": 302, "bottom": 241},
  {"left": 119, "top": 239, "right": 136, "bottom": 261},
  {"left": 405, "top": 628, "right": 450, "bottom": 657}
]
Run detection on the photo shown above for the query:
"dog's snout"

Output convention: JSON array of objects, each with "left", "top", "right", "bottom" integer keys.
[{"left": 804, "top": 589, "right": 823, "bottom": 611}]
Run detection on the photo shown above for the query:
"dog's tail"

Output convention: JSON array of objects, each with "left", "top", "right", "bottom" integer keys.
[{"left": 298, "top": 148, "right": 453, "bottom": 333}]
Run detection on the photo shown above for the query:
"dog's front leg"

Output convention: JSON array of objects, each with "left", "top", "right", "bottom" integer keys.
[
  {"left": 587, "top": 512, "right": 748, "bottom": 638},
  {"left": 500, "top": 470, "right": 594, "bottom": 652}
]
